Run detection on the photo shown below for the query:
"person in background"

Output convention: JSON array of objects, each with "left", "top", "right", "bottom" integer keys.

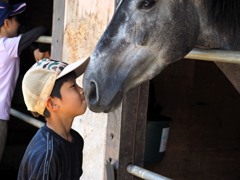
[
  {"left": 0, "top": 1, "right": 49, "bottom": 162},
  {"left": 15, "top": 0, "right": 52, "bottom": 60},
  {"left": 18, "top": 57, "right": 89, "bottom": 179}
]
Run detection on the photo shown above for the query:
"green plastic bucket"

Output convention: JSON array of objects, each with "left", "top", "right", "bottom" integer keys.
[{"left": 144, "top": 117, "right": 171, "bottom": 163}]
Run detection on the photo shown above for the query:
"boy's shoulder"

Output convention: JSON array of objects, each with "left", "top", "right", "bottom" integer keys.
[
  {"left": 0, "top": 35, "right": 21, "bottom": 42},
  {"left": 0, "top": 35, "right": 21, "bottom": 50},
  {"left": 25, "top": 126, "right": 84, "bottom": 156},
  {"left": 22, "top": 126, "right": 62, "bottom": 161}
]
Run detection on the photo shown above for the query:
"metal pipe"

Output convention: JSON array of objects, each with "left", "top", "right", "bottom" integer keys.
[
  {"left": 34, "top": 37, "right": 240, "bottom": 62},
  {"left": 127, "top": 164, "right": 173, "bottom": 180},
  {"left": 10, "top": 108, "right": 44, "bottom": 128},
  {"left": 185, "top": 48, "right": 240, "bottom": 64},
  {"left": 35, "top": 36, "right": 52, "bottom": 44},
  {"left": 34, "top": 38, "right": 240, "bottom": 63}
]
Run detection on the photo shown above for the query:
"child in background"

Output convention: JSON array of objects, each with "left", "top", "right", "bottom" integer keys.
[
  {"left": 0, "top": 1, "right": 49, "bottom": 162},
  {"left": 18, "top": 57, "right": 89, "bottom": 179}
]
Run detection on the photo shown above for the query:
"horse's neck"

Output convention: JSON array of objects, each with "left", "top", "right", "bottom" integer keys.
[
  {"left": 195, "top": 1, "right": 240, "bottom": 51},
  {"left": 196, "top": 20, "right": 240, "bottom": 50}
]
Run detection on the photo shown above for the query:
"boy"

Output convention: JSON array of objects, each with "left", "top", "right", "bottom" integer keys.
[
  {"left": 17, "top": 57, "right": 90, "bottom": 179},
  {"left": 0, "top": 1, "right": 49, "bottom": 162}
]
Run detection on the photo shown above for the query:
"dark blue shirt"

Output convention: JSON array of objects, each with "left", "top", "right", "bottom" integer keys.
[{"left": 17, "top": 125, "right": 84, "bottom": 180}]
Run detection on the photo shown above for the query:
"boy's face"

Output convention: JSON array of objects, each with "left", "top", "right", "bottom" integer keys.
[{"left": 57, "top": 79, "right": 87, "bottom": 117}]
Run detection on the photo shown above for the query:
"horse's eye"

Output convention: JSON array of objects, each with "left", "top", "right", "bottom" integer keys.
[{"left": 139, "top": 0, "right": 156, "bottom": 9}]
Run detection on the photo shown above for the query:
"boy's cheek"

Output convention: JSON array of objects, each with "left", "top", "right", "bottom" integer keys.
[{"left": 82, "top": 100, "right": 87, "bottom": 110}]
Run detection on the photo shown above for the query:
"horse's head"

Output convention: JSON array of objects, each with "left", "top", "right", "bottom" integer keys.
[{"left": 83, "top": 0, "right": 200, "bottom": 112}]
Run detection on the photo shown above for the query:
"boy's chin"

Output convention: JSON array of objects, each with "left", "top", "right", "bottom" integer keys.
[{"left": 77, "top": 106, "right": 87, "bottom": 116}]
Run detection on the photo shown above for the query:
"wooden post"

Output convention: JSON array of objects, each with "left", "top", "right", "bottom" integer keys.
[{"left": 106, "top": 82, "right": 149, "bottom": 180}]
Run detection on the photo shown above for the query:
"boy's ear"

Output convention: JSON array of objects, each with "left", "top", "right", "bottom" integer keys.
[
  {"left": 3, "top": 19, "right": 10, "bottom": 28},
  {"left": 45, "top": 97, "right": 59, "bottom": 111}
]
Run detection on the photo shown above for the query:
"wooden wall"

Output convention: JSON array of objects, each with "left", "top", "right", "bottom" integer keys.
[{"left": 145, "top": 59, "right": 240, "bottom": 180}]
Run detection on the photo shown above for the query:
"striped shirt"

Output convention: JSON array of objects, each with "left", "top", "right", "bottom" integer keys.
[{"left": 17, "top": 125, "right": 84, "bottom": 180}]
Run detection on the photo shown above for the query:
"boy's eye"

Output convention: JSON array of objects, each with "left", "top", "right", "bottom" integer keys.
[
  {"left": 71, "top": 83, "right": 79, "bottom": 89},
  {"left": 72, "top": 84, "right": 76, "bottom": 88}
]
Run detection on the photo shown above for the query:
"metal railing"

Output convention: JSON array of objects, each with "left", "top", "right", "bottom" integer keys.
[
  {"left": 32, "top": 37, "right": 240, "bottom": 64},
  {"left": 10, "top": 108, "right": 44, "bottom": 128},
  {"left": 127, "top": 165, "right": 173, "bottom": 180},
  {"left": 35, "top": 35, "right": 52, "bottom": 44},
  {"left": 186, "top": 48, "right": 240, "bottom": 64}
]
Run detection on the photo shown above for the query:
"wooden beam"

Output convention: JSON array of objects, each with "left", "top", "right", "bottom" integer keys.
[{"left": 51, "top": 0, "right": 65, "bottom": 60}]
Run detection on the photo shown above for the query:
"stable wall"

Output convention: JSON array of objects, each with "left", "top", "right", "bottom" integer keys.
[
  {"left": 145, "top": 59, "right": 240, "bottom": 180},
  {"left": 61, "top": 1, "right": 115, "bottom": 179}
]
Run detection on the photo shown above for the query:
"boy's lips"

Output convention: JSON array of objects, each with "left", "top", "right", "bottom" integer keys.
[{"left": 81, "top": 95, "right": 85, "bottom": 101}]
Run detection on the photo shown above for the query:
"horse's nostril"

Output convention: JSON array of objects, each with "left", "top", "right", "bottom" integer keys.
[{"left": 89, "top": 81, "right": 98, "bottom": 105}]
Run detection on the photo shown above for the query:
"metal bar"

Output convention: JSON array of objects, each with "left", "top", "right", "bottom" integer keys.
[
  {"left": 34, "top": 38, "right": 240, "bottom": 62},
  {"left": 33, "top": 38, "right": 240, "bottom": 62},
  {"left": 35, "top": 35, "right": 52, "bottom": 44},
  {"left": 127, "top": 164, "right": 173, "bottom": 180},
  {"left": 10, "top": 108, "right": 44, "bottom": 128},
  {"left": 185, "top": 48, "right": 240, "bottom": 64}
]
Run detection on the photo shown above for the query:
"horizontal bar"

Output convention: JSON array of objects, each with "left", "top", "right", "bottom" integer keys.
[
  {"left": 185, "top": 48, "right": 240, "bottom": 64},
  {"left": 33, "top": 39, "right": 240, "bottom": 62},
  {"left": 127, "top": 164, "right": 172, "bottom": 180},
  {"left": 35, "top": 35, "right": 52, "bottom": 44},
  {"left": 10, "top": 108, "right": 44, "bottom": 128}
]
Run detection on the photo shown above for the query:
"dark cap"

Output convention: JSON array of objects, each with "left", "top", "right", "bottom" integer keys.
[{"left": 0, "top": 2, "right": 26, "bottom": 26}]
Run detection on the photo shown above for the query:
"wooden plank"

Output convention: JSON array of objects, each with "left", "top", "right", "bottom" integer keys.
[
  {"left": 215, "top": 62, "right": 240, "bottom": 94},
  {"left": 116, "top": 82, "right": 149, "bottom": 180},
  {"left": 106, "top": 107, "right": 122, "bottom": 179},
  {"left": 51, "top": 0, "right": 65, "bottom": 60}
]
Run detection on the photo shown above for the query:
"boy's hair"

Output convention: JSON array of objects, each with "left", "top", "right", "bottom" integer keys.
[
  {"left": 22, "top": 57, "right": 90, "bottom": 117},
  {"left": 43, "top": 71, "right": 76, "bottom": 117}
]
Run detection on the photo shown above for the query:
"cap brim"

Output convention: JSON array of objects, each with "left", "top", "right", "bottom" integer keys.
[
  {"left": 10, "top": 2, "right": 26, "bottom": 16},
  {"left": 57, "top": 57, "right": 90, "bottom": 79}
]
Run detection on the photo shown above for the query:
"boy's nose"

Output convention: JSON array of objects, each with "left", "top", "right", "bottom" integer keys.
[{"left": 78, "top": 86, "right": 84, "bottom": 94}]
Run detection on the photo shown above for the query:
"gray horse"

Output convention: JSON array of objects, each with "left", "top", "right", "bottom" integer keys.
[{"left": 83, "top": 0, "right": 240, "bottom": 112}]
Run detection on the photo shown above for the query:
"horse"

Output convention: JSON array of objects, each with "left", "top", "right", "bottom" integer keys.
[{"left": 83, "top": 0, "right": 240, "bottom": 113}]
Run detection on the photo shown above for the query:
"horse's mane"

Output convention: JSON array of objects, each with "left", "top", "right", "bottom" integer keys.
[{"left": 204, "top": 0, "right": 240, "bottom": 33}]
